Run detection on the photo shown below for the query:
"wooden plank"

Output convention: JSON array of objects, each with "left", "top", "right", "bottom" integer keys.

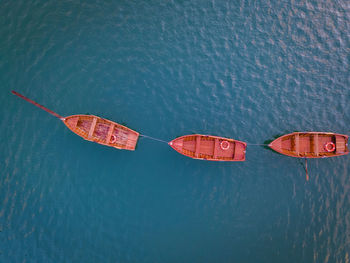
[
  {"left": 232, "top": 142, "right": 236, "bottom": 159},
  {"left": 335, "top": 136, "right": 345, "bottom": 153},
  {"left": 70, "top": 117, "right": 79, "bottom": 129},
  {"left": 314, "top": 134, "right": 319, "bottom": 156},
  {"left": 213, "top": 138, "right": 219, "bottom": 159},
  {"left": 88, "top": 117, "right": 98, "bottom": 139},
  {"left": 294, "top": 134, "right": 300, "bottom": 156},
  {"left": 195, "top": 136, "right": 201, "bottom": 157},
  {"left": 105, "top": 123, "right": 115, "bottom": 144}
]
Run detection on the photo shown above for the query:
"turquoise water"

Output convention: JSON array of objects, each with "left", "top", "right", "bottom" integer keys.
[{"left": 1, "top": 0, "right": 350, "bottom": 262}]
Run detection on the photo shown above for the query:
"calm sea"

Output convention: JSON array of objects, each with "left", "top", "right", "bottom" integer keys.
[{"left": 1, "top": 0, "right": 349, "bottom": 262}]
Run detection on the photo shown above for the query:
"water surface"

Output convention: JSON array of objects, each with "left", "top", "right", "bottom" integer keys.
[{"left": 0, "top": 0, "right": 349, "bottom": 262}]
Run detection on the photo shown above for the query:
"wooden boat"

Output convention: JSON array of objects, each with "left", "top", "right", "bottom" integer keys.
[
  {"left": 12, "top": 91, "right": 139, "bottom": 150},
  {"left": 269, "top": 132, "right": 349, "bottom": 158},
  {"left": 64, "top": 115, "right": 139, "bottom": 150},
  {"left": 169, "top": 134, "right": 247, "bottom": 161}
]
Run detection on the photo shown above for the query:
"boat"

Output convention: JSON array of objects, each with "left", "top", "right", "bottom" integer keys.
[
  {"left": 269, "top": 132, "right": 349, "bottom": 158},
  {"left": 12, "top": 91, "right": 139, "bottom": 150},
  {"left": 64, "top": 115, "right": 139, "bottom": 150},
  {"left": 169, "top": 134, "right": 247, "bottom": 161}
]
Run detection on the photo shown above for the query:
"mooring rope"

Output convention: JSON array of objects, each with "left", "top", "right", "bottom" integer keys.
[
  {"left": 140, "top": 134, "right": 169, "bottom": 144},
  {"left": 245, "top": 143, "right": 270, "bottom": 146}
]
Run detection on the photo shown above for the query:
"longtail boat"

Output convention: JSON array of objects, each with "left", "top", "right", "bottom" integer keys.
[
  {"left": 269, "top": 132, "right": 349, "bottom": 158},
  {"left": 169, "top": 134, "right": 247, "bottom": 161},
  {"left": 12, "top": 91, "right": 139, "bottom": 150}
]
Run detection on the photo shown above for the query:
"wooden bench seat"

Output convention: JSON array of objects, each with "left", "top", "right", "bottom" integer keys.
[
  {"left": 88, "top": 117, "right": 98, "bottom": 139},
  {"left": 294, "top": 134, "right": 300, "bottom": 156},
  {"left": 314, "top": 134, "right": 319, "bottom": 156},
  {"left": 213, "top": 138, "right": 219, "bottom": 159},
  {"left": 195, "top": 136, "right": 201, "bottom": 157}
]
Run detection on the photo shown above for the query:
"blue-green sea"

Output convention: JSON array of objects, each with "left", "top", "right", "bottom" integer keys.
[{"left": 1, "top": 0, "right": 350, "bottom": 262}]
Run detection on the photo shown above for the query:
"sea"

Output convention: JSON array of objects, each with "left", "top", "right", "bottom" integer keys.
[{"left": 0, "top": 0, "right": 349, "bottom": 262}]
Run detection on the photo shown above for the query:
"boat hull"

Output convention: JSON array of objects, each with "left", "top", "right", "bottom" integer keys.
[
  {"left": 63, "top": 115, "right": 139, "bottom": 150},
  {"left": 169, "top": 134, "right": 247, "bottom": 161},
  {"left": 269, "top": 132, "right": 349, "bottom": 158}
]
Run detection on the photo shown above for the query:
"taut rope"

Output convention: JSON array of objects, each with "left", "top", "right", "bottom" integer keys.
[{"left": 140, "top": 134, "right": 169, "bottom": 144}]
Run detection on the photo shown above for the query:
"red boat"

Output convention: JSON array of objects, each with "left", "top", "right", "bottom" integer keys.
[
  {"left": 169, "top": 134, "right": 247, "bottom": 161},
  {"left": 12, "top": 91, "right": 139, "bottom": 150},
  {"left": 269, "top": 132, "right": 349, "bottom": 158},
  {"left": 64, "top": 115, "right": 139, "bottom": 150}
]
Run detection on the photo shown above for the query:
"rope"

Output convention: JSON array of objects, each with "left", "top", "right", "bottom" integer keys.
[
  {"left": 140, "top": 134, "right": 169, "bottom": 144},
  {"left": 245, "top": 143, "right": 270, "bottom": 146}
]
